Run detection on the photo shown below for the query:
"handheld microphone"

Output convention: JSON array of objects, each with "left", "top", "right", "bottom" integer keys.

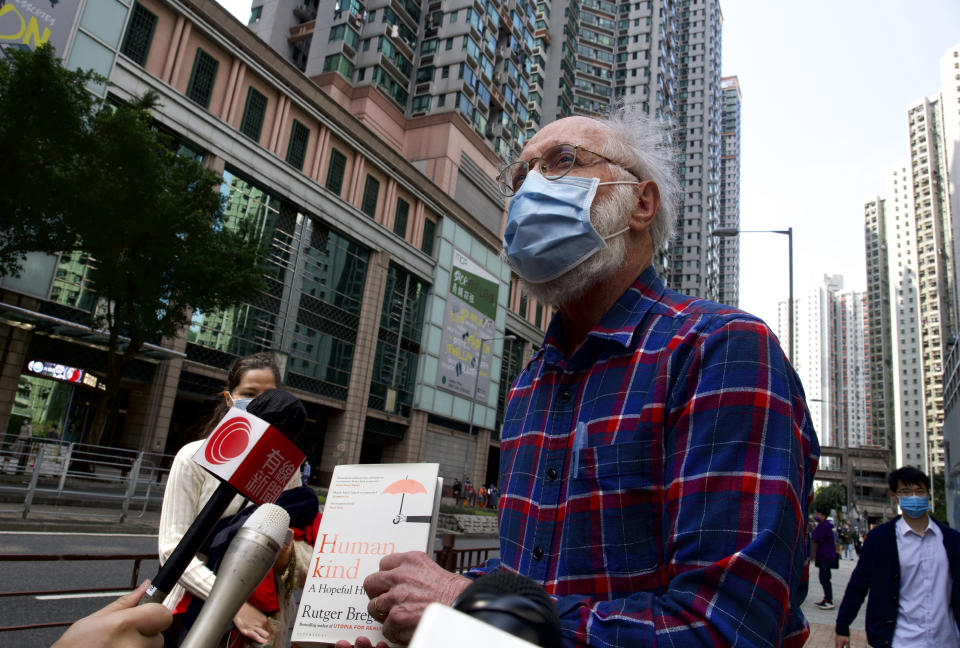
[
  {"left": 142, "top": 390, "right": 306, "bottom": 605},
  {"left": 179, "top": 503, "right": 291, "bottom": 648},
  {"left": 452, "top": 570, "right": 563, "bottom": 648}
]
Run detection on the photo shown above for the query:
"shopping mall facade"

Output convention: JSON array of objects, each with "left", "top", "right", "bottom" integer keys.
[{"left": 0, "top": 0, "right": 551, "bottom": 487}]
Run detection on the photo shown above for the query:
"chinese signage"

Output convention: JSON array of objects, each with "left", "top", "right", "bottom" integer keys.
[
  {"left": 26, "top": 358, "right": 103, "bottom": 389},
  {"left": 192, "top": 408, "right": 305, "bottom": 505},
  {"left": 436, "top": 249, "right": 500, "bottom": 402}
]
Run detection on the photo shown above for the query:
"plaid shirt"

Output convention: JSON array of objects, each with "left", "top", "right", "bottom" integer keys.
[{"left": 470, "top": 267, "right": 819, "bottom": 647}]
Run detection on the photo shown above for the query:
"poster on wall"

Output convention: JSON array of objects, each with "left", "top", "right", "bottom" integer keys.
[
  {"left": 436, "top": 249, "right": 500, "bottom": 402},
  {"left": 0, "top": 0, "right": 81, "bottom": 53}
]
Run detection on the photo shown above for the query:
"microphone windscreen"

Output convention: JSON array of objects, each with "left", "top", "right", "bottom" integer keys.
[
  {"left": 244, "top": 502, "right": 291, "bottom": 545},
  {"left": 247, "top": 389, "right": 306, "bottom": 444},
  {"left": 454, "top": 570, "right": 562, "bottom": 648}
]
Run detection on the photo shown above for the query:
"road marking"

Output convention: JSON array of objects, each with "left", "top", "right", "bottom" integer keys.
[{"left": 36, "top": 591, "right": 132, "bottom": 600}]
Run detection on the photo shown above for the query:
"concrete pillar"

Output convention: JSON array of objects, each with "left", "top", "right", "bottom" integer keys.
[
  {"left": 473, "top": 427, "right": 491, "bottom": 486},
  {"left": 317, "top": 250, "right": 390, "bottom": 483},
  {"left": 0, "top": 320, "right": 34, "bottom": 437},
  {"left": 381, "top": 408, "right": 427, "bottom": 464}
]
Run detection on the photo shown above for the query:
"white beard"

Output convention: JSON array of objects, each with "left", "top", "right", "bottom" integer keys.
[{"left": 510, "top": 183, "right": 635, "bottom": 307}]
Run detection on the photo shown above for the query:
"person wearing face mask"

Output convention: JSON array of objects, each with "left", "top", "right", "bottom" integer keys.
[
  {"left": 835, "top": 466, "right": 960, "bottom": 648},
  {"left": 337, "top": 109, "right": 819, "bottom": 648},
  {"left": 158, "top": 352, "right": 311, "bottom": 647},
  {"left": 811, "top": 507, "right": 839, "bottom": 610}
]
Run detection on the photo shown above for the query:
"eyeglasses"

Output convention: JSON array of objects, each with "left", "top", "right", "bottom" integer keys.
[
  {"left": 895, "top": 487, "right": 927, "bottom": 497},
  {"left": 495, "top": 143, "right": 639, "bottom": 196}
]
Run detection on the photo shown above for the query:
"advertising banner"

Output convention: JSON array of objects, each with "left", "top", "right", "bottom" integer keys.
[
  {"left": 0, "top": 0, "right": 81, "bottom": 53},
  {"left": 436, "top": 249, "right": 500, "bottom": 402}
]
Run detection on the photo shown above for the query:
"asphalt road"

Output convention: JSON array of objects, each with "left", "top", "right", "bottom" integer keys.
[{"left": 0, "top": 531, "right": 159, "bottom": 647}]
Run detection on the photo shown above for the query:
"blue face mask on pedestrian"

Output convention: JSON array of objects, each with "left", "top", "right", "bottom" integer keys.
[
  {"left": 230, "top": 396, "right": 253, "bottom": 411},
  {"left": 502, "top": 171, "right": 638, "bottom": 283},
  {"left": 898, "top": 495, "right": 930, "bottom": 518}
]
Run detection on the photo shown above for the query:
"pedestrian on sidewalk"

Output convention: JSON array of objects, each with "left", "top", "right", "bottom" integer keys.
[
  {"left": 834, "top": 466, "right": 960, "bottom": 648},
  {"left": 13, "top": 419, "right": 32, "bottom": 473},
  {"left": 811, "top": 506, "right": 838, "bottom": 610}
]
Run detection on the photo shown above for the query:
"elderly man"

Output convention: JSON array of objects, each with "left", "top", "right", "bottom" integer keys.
[{"left": 345, "top": 111, "right": 819, "bottom": 648}]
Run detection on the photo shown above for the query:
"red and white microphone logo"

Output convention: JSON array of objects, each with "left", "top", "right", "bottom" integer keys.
[{"left": 204, "top": 417, "right": 251, "bottom": 465}]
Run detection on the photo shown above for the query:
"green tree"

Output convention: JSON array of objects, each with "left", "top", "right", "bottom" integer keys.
[
  {"left": 0, "top": 44, "right": 99, "bottom": 273},
  {"left": 812, "top": 483, "right": 846, "bottom": 518},
  {"left": 0, "top": 45, "right": 265, "bottom": 444},
  {"left": 932, "top": 470, "right": 947, "bottom": 521}
]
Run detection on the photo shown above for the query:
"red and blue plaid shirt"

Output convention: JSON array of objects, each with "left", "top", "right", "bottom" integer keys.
[{"left": 470, "top": 267, "right": 819, "bottom": 647}]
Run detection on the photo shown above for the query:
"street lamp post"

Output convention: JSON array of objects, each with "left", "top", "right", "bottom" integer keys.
[
  {"left": 462, "top": 334, "right": 517, "bottom": 493},
  {"left": 712, "top": 227, "right": 794, "bottom": 365}
]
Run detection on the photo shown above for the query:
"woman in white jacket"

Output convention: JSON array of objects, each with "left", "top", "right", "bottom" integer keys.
[{"left": 158, "top": 353, "right": 311, "bottom": 647}]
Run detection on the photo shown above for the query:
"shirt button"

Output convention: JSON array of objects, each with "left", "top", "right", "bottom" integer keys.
[
  {"left": 559, "top": 389, "right": 571, "bottom": 402},
  {"left": 532, "top": 545, "right": 544, "bottom": 560},
  {"left": 546, "top": 468, "right": 558, "bottom": 481}
]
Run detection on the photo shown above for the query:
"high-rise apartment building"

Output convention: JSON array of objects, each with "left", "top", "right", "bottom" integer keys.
[
  {"left": 835, "top": 290, "right": 868, "bottom": 448},
  {"left": 250, "top": 0, "right": 539, "bottom": 162},
  {"left": 779, "top": 275, "right": 868, "bottom": 451},
  {"left": 251, "top": 0, "right": 732, "bottom": 298},
  {"left": 718, "top": 74, "right": 740, "bottom": 306},
  {"left": 864, "top": 197, "right": 893, "bottom": 450},
  {"left": 907, "top": 97, "right": 954, "bottom": 472}
]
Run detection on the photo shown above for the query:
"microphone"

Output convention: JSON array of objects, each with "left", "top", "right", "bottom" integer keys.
[
  {"left": 142, "top": 389, "right": 306, "bottom": 605},
  {"left": 179, "top": 503, "right": 291, "bottom": 648},
  {"left": 452, "top": 570, "right": 563, "bottom": 648}
]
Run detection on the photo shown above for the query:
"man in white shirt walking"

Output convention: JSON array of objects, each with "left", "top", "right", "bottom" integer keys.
[{"left": 835, "top": 466, "right": 960, "bottom": 647}]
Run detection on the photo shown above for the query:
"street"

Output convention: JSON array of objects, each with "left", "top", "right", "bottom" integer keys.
[
  {"left": 0, "top": 530, "right": 160, "bottom": 647},
  {"left": 803, "top": 554, "right": 868, "bottom": 647}
]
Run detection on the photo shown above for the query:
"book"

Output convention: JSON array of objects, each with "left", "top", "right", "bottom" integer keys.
[{"left": 291, "top": 463, "right": 442, "bottom": 647}]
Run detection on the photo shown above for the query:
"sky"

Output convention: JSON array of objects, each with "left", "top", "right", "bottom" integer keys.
[
  {"left": 217, "top": 0, "right": 960, "bottom": 327},
  {"left": 721, "top": 0, "right": 960, "bottom": 326}
]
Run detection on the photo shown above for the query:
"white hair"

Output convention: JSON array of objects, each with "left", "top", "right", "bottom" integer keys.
[{"left": 592, "top": 105, "right": 680, "bottom": 252}]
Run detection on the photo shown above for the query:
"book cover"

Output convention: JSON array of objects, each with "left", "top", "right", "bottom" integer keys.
[{"left": 291, "top": 463, "right": 441, "bottom": 646}]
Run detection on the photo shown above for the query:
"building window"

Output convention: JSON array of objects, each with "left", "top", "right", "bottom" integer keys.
[
  {"left": 249, "top": 5, "right": 263, "bottom": 21},
  {"left": 361, "top": 174, "right": 380, "bottom": 217},
  {"left": 325, "top": 148, "right": 347, "bottom": 195},
  {"left": 420, "top": 218, "right": 436, "bottom": 255},
  {"left": 239, "top": 87, "right": 268, "bottom": 141},
  {"left": 393, "top": 198, "right": 409, "bottom": 237},
  {"left": 286, "top": 119, "right": 310, "bottom": 170},
  {"left": 535, "top": 302, "right": 543, "bottom": 327},
  {"left": 120, "top": 2, "right": 158, "bottom": 66},
  {"left": 186, "top": 49, "right": 219, "bottom": 109}
]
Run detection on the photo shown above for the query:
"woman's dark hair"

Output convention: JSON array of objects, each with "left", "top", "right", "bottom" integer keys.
[
  {"left": 196, "top": 352, "right": 282, "bottom": 440},
  {"left": 888, "top": 466, "right": 930, "bottom": 493}
]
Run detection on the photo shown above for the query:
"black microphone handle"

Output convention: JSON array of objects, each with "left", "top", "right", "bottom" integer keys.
[{"left": 140, "top": 481, "right": 239, "bottom": 605}]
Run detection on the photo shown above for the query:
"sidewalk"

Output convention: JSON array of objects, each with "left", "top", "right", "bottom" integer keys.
[{"left": 803, "top": 555, "right": 866, "bottom": 647}]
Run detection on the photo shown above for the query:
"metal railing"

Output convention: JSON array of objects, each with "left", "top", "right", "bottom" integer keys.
[
  {"left": 0, "top": 552, "right": 156, "bottom": 634},
  {"left": 0, "top": 438, "right": 174, "bottom": 521},
  {"left": 434, "top": 533, "right": 498, "bottom": 574}
]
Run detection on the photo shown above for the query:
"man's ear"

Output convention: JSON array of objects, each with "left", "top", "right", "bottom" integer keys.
[{"left": 629, "top": 181, "right": 660, "bottom": 231}]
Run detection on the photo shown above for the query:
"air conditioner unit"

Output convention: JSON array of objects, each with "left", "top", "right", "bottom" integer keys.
[
  {"left": 421, "top": 55, "right": 435, "bottom": 65},
  {"left": 390, "top": 24, "right": 399, "bottom": 37}
]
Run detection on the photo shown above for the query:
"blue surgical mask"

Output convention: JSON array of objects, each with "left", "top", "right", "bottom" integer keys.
[
  {"left": 230, "top": 397, "right": 253, "bottom": 411},
  {"left": 899, "top": 495, "right": 930, "bottom": 518},
  {"left": 502, "top": 172, "right": 635, "bottom": 283}
]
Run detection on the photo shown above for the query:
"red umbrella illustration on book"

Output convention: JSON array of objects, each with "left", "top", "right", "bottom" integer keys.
[{"left": 383, "top": 476, "right": 433, "bottom": 525}]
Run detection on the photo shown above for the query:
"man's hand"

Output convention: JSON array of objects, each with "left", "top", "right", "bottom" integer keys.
[
  {"left": 835, "top": 633, "right": 850, "bottom": 648},
  {"left": 51, "top": 580, "right": 171, "bottom": 648},
  {"left": 333, "top": 551, "right": 471, "bottom": 647}
]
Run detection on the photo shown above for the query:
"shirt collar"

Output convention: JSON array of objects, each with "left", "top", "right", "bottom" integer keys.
[
  {"left": 540, "top": 266, "right": 665, "bottom": 363},
  {"left": 897, "top": 515, "right": 938, "bottom": 538}
]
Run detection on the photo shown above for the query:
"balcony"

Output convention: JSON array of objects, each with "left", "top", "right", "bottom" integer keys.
[{"left": 288, "top": 20, "right": 315, "bottom": 41}]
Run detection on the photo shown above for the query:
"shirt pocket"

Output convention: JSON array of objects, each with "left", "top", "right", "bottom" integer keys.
[{"left": 564, "top": 440, "right": 661, "bottom": 583}]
